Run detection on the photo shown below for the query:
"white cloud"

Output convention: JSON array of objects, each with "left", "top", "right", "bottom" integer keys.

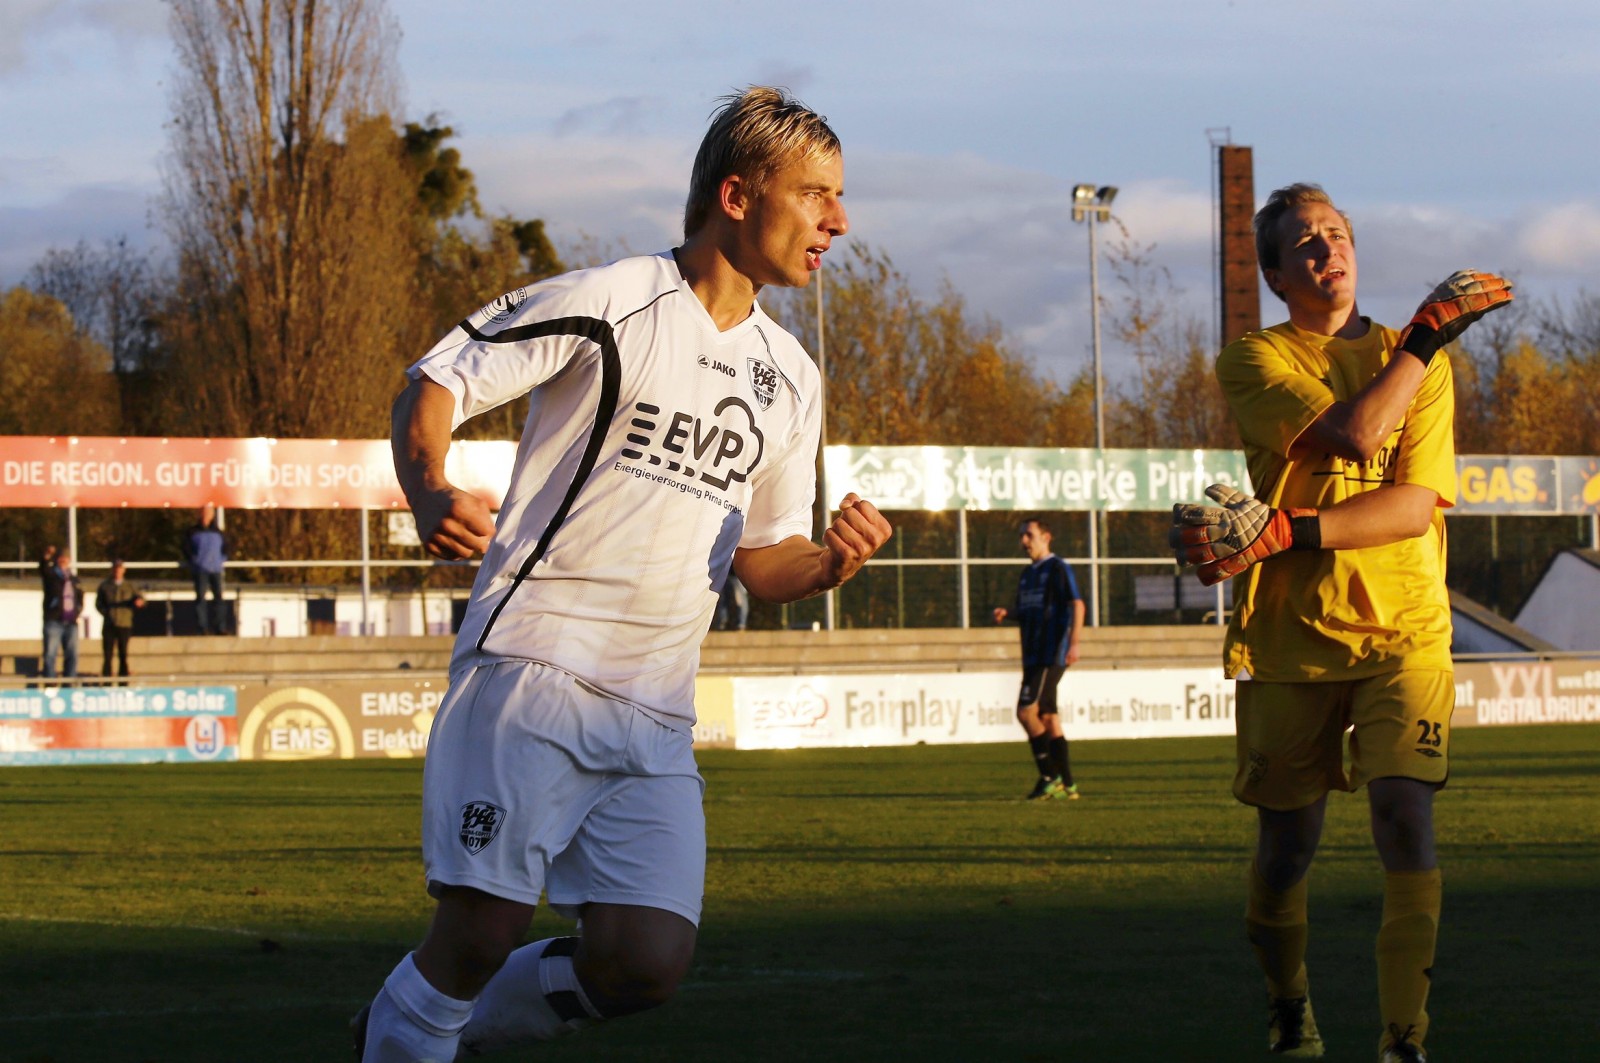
[
  {"left": 1517, "top": 202, "right": 1600, "bottom": 271},
  {"left": 0, "top": 183, "right": 163, "bottom": 284},
  {"left": 0, "top": 0, "right": 165, "bottom": 75},
  {"left": 552, "top": 96, "right": 664, "bottom": 139}
]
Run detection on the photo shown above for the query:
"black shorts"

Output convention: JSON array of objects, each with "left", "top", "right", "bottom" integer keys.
[{"left": 1018, "top": 664, "right": 1067, "bottom": 716}]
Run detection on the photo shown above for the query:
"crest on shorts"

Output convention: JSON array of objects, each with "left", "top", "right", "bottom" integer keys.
[
  {"left": 1246, "top": 748, "right": 1269, "bottom": 785},
  {"left": 747, "top": 357, "right": 778, "bottom": 411},
  {"left": 459, "top": 801, "right": 506, "bottom": 854}
]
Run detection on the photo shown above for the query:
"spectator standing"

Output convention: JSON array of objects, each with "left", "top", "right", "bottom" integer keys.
[
  {"left": 96, "top": 558, "right": 145, "bottom": 680},
  {"left": 39, "top": 547, "right": 83, "bottom": 679},
  {"left": 182, "top": 503, "right": 228, "bottom": 634}
]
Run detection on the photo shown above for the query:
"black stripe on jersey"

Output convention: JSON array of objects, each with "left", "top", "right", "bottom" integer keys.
[
  {"left": 467, "top": 314, "right": 622, "bottom": 652},
  {"left": 468, "top": 290, "right": 676, "bottom": 651}
]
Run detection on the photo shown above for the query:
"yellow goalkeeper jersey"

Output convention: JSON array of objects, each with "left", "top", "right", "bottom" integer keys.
[{"left": 1215, "top": 319, "right": 1456, "bottom": 681}]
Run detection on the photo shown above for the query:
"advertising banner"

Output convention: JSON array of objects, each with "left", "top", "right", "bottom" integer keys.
[
  {"left": 5, "top": 438, "right": 1595, "bottom": 517},
  {"left": 1455, "top": 455, "right": 1600, "bottom": 515},
  {"left": 0, "top": 436, "right": 516, "bottom": 511},
  {"left": 232, "top": 674, "right": 735, "bottom": 759},
  {"left": 235, "top": 677, "right": 449, "bottom": 760},
  {"left": 825, "top": 446, "right": 1249, "bottom": 513},
  {"left": 0, "top": 685, "right": 237, "bottom": 765},
  {"left": 1453, "top": 659, "right": 1600, "bottom": 727},
  {"left": 731, "top": 668, "right": 1236, "bottom": 750}
]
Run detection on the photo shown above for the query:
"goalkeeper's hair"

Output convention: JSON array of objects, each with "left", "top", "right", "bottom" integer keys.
[
  {"left": 1253, "top": 183, "right": 1355, "bottom": 302},
  {"left": 683, "top": 86, "right": 841, "bottom": 239},
  {"left": 1020, "top": 516, "right": 1052, "bottom": 536}
]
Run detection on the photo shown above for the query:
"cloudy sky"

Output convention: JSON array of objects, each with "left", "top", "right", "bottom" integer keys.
[{"left": 3, "top": 0, "right": 1598, "bottom": 386}]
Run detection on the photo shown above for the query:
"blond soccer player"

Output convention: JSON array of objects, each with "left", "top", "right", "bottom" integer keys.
[
  {"left": 1171, "top": 184, "right": 1511, "bottom": 1063},
  {"left": 354, "top": 87, "right": 892, "bottom": 1063}
]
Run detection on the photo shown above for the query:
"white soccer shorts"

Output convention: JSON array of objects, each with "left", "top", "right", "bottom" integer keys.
[{"left": 420, "top": 659, "right": 706, "bottom": 925}]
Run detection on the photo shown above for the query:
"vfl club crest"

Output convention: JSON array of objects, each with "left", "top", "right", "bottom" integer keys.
[
  {"left": 747, "top": 357, "right": 778, "bottom": 411},
  {"left": 459, "top": 801, "right": 506, "bottom": 854}
]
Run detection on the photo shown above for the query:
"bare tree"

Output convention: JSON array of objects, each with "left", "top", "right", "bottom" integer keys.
[
  {"left": 157, "top": 0, "right": 418, "bottom": 575},
  {"left": 26, "top": 237, "right": 161, "bottom": 377},
  {"left": 160, "top": 0, "right": 415, "bottom": 442},
  {"left": 1100, "top": 227, "right": 1235, "bottom": 449}
]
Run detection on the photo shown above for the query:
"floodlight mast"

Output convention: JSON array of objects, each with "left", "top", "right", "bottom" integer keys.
[{"left": 1071, "top": 182, "right": 1118, "bottom": 625}]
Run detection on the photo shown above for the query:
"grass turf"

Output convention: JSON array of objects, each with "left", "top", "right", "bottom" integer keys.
[{"left": 0, "top": 724, "right": 1595, "bottom": 1062}]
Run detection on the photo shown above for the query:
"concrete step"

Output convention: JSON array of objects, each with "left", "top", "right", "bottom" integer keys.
[
  {"left": 1, "top": 624, "right": 1227, "bottom": 680},
  {"left": 699, "top": 625, "right": 1224, "bottom": 673},
  {"left": 0, "top": 635, "right": 455, "bottom": 679}
]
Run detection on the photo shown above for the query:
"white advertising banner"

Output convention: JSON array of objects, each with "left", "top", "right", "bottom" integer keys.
[{"left": 731, "top": 668, "right": 1236, "bottom": 750}]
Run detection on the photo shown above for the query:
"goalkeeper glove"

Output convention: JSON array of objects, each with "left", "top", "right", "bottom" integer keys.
[
  {"left": 1396, "top": 269, "right": 1514, "bottom": 366},
  {"left": 1169, "top": 484, "right": 1321, "bottom": 586}
]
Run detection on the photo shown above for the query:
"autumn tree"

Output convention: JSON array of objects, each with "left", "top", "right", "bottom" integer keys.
[
  {"left": 765, "top": 244, "right": 1078, "bottom": 446},
  {"left": 399, "top": 118, "right": 566, "bottom": 439},
  {"left": 0, "top": 288, "right": 124, "bottom": 560},
  {"left": 0, "top": 288, "right": 117, "bottom": 436}
]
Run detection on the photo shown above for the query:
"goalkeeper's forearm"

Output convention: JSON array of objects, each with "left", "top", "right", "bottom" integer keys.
[
  {"left": 1311, "top": 485, "right": 1439, "bottom": 549},
  {"left": 1294, "top": 353, "right": 1426, "bottom": 465}
]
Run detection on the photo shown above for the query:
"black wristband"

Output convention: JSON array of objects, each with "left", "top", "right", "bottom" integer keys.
[
  {"left": 1399, "top": 324, "right": 1441, "bottom": 367},
  {"left": 1288, "top": 514, "right": 1322, "bottom": 551}
]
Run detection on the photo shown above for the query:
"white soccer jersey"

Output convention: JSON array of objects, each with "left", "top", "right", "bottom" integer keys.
[{"left": 409, "top": 252, "right": 820, "bottom": 726}]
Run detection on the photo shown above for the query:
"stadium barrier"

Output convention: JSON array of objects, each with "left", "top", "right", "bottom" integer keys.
[{"left": 2, "top": 656, "right": 1595, "bottom": 766}]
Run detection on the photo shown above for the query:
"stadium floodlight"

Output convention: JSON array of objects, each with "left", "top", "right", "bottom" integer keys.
[
  {"left": 1069, "top": 183, "right": 1118, "bottom": 451},
  {"left": 1071, "top": 182, "right": 1118, "bottom": 626}
]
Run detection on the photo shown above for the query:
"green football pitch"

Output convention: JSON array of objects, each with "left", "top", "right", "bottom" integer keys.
[{"left": 1, "top": 725, "right": 1595, "bottom": 1062}]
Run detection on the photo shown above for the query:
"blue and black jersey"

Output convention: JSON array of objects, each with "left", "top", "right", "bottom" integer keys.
[{"left": 1010, "top": 554, "right": 1081, "bottom": 667}]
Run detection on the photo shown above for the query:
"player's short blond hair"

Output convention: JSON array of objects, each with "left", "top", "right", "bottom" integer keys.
[
  {"left": 1253, "top": 183, "right": 1355, "bottom": 301},
  {"left": 683, "top": 86, "right": 841, "bottom": 239}
]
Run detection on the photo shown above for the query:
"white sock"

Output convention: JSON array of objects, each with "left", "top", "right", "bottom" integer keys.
[
  {"left": 456, "top": 937, "right": 604, "bottom": 1058},
  {"left": 362, "top": 953, "right": 475, "bottom": 1063}
]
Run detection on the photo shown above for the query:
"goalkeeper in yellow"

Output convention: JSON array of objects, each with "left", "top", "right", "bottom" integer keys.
[{"left": 1170, "top": 183, "right": 1512, "bottom": 1063}]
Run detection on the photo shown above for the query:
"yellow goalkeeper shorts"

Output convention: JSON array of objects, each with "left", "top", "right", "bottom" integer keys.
[{"left": 1232, "top": 668, "right": 1454, "bottom": 811}]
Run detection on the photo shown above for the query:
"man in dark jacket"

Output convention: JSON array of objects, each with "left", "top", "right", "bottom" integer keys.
[
  {"left": 96, "top": 558, "right": 145, "bottom": 679},
  {"left": 39, "top": 546, "right": 83, "bottom": 679}
]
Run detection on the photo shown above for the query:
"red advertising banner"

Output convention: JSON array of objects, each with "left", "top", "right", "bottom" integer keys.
[{"left": 0, "top": 436, "right": 516, "bottom": 510}]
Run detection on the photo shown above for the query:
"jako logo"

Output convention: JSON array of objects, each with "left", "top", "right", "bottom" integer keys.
[{"left": 696, "top": 355, "right": 735, "bottom": 377}]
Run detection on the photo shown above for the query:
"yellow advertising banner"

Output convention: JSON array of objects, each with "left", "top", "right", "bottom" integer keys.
[
  {"left": 235, "top": 675, "right": 738, "bottom": 760},
  {"left": 235, "top": 678, "right": 446, "bottom": 760}
]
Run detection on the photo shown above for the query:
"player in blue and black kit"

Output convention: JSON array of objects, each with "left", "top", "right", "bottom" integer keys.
[{"left": 993, "top": 517, "right": 1085, "bottom": 800}]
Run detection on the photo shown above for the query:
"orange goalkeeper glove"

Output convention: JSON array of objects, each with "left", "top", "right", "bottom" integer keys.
[
  {"left": 1169, "top": 484, "right": 1321, "bottom": 586},
  {"left": 1396, "top": 269, "right": 1514, "bottom": 366}
]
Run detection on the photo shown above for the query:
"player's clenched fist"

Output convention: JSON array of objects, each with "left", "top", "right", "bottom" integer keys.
[
  {"left": 820, "top": 493, "right": 893, "bottom": 588},
  {"left": 1397, "top": 269, "right": 1513, "bottom": 366},
  {"left": 1170, "top": 484, "right": 1321, "bottom": 586},
  {"left": 413, "top": 486, "right": 495, "bottom": 560}
]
